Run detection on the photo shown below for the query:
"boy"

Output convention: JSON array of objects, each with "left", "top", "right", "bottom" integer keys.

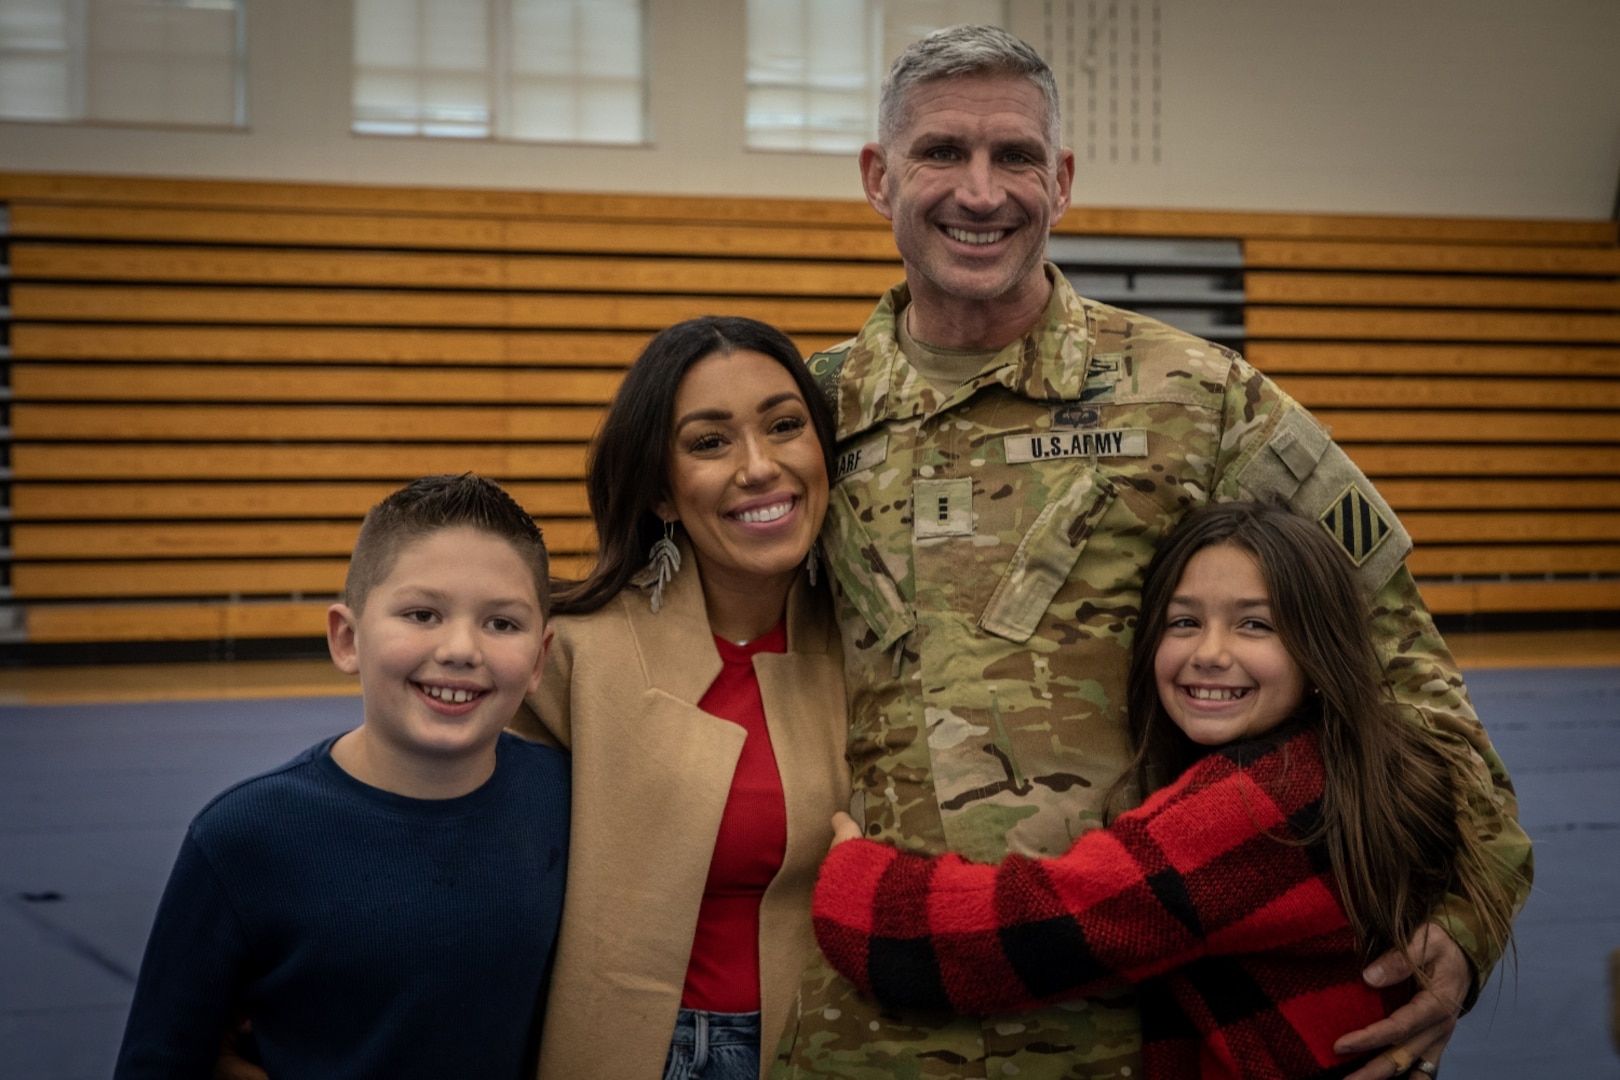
[{"left": 115, "top": 473, "right": 569, "bottom": 1079}]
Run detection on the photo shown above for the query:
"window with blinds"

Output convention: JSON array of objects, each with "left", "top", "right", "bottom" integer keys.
[
  {"left": 745, "top": 0, "right": 1005, "bottom": 153},
  {"left": 0, "top": 0, "right": 244, "bottom": 127},
  {"left": 352, "top": 0, "right": 646, "bottom": 144}
]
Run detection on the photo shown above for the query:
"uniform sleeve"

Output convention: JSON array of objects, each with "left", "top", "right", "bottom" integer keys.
[
  {"left": 1219, "top": 359, "right": 1533, "bottom": 992},
  {"left": 1368, "top": 567, "right": 1533, "bottom": 998},
  {"left": 113, "top": 833, "right": 250, "bottom": 1079},
  {"left": 812, "top": 744, "right": 1343, "bottom": 1015}
]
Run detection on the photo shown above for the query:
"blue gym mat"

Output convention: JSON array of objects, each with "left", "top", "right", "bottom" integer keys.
[{"left": 1, "top": 669, "right": 1615, "bottom": 1077}]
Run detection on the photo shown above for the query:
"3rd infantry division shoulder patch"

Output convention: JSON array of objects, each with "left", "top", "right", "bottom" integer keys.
[{"left": 1319, "top": 484, "right": 1392, "bottom": 567}]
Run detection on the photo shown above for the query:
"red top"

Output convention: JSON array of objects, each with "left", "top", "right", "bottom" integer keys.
[{"left": 681, "top": 622, "right": 789, "bottom": 1012}]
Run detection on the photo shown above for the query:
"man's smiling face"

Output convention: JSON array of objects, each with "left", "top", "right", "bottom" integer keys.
[{"left": 861, "top": 73, "right": 1073, "bottom": 328}]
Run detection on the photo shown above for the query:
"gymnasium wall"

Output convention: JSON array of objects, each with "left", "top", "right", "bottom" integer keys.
[{"left": 0, "top": 0, "right": 1616, "bottom": 219}]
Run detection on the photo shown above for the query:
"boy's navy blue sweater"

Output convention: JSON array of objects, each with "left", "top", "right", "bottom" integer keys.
[{"left": 115, "top": 730, "right": 569, "bottom": 1079}]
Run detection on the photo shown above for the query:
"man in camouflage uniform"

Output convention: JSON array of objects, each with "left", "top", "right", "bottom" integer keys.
[{"left": 771, "top": 24, "right": 1531, "bottom": 1080}]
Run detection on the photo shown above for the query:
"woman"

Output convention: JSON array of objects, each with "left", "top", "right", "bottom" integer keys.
[{"left": 515, "top": 316, "right": 849, "bottom": 1079}]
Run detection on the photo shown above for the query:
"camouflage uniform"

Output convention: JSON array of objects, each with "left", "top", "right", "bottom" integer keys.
[{"left": 770, "top": 268, "right": 1531, "bottom": 1079}]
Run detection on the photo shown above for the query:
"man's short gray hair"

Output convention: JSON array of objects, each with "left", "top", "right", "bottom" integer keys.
[{"left": 877, "top": 25, "right": 1061, "bottom": 152}]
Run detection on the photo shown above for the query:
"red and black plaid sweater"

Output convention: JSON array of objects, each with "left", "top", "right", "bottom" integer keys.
[{"left": 813, "top": 726, "right": 1411, "bottom": 1079}]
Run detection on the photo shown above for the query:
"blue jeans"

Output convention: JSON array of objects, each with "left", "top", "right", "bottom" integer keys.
[{"left": 661, "top": 1008, "right": 760, "bottom": 1080}]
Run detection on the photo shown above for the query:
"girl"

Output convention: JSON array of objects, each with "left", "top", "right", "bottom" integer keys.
[
  {"left": 811, "top": 500, "right": 1520, "bottom": 1079},
  {"left": 517, "top": 316, "right": 848, "bottom": 1080}
]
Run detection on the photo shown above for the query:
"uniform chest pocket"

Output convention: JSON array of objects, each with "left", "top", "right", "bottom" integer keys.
[{"left": 977, "top": 471, "right": 1118, "bottom": 643}]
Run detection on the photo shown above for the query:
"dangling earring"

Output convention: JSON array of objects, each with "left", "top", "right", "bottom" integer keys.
[
  {"left": 805, "top": 541, "right": 820, "bottom": 587},
  {"left": 632, "top": 521, "right": 681, "bottom": 613}
]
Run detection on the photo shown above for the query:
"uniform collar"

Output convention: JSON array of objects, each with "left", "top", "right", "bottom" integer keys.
[{"left": 833, "top": 264, "right": 1097, "bottom": 441}]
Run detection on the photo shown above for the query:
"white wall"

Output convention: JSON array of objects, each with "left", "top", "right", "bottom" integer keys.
[
  {"left": 0, "top": 0, "right": 1616, "bottom": 220},
  {"left": 1138, "top": 0, "right": 1620, "bottom": 218}
]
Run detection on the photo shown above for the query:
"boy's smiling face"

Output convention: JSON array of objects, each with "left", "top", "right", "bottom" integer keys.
[{"left": 327, "top": 525, "right": 550, "bottom": 795}]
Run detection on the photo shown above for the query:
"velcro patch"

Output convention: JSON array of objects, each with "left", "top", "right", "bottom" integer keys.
[
  {"left": 913, "top": 477, "right": 974, "bottom": 539},
  {"left": 1319, "top": 483, "right": 1392, "bottom": 567},
  {"left": 1080, "top": 354, "right": 1123, "bottom": 403},
  {"left": 1004, "top": 429, "right": 1147, "bottom": 463}
]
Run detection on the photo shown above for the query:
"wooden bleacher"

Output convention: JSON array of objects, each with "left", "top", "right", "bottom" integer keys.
[
  {"left": 1240, "top": 227, "right": 1620, "bottom": 615},
  {"left": 1, "top": 172, "right": 1616, "bottom": 646}
]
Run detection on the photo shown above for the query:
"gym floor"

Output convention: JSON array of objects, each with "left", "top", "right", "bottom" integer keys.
[{"left": 2, "top": 634, "right": 1617, "bottom": 1078}]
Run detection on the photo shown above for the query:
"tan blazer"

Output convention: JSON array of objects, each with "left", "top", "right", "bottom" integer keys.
[{"left": 517, "top": 555, "right": 848, "bottom": 1080}]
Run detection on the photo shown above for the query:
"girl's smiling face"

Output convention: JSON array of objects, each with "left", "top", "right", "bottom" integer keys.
[{"left": 1153, "top": 542, "right": 1308, "bottom": 747}]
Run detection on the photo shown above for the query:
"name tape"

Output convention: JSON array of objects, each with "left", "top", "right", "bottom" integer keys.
[
  {"left": 1003, "top": 429, "right": 1148, "bottom": 463},
  {"left": 835, "top": 435, "right": 889, "bottom": 481}
]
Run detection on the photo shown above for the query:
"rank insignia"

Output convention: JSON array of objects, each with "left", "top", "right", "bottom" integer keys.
[{"left": 1319, "top": 483, "right": 1392, "bottom": 566}]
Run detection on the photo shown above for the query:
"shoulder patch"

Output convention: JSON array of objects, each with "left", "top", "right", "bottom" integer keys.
[
  {"left": 1237, "top": 407, "right": 1412, "bottom": 590},
  {"left": 806, "top": 346, "right": 851, "bottom": 409},
  {"left": 1318, "top": 483, "right": 1393, "bottom": 567}
]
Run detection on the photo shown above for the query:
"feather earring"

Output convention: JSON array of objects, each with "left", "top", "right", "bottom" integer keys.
[
  {"left": 632, "top": 521, "right": 681, "bottom": 613},
  {"left": 805, "top": 541, "right": 820, "bottom": 587}
]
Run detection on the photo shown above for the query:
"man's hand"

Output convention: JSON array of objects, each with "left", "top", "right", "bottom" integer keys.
[
  {"left": 1336, "top": 923, "right": 1469, "bottom": 1078},
  {"left": 829, "top": 812, "right": 862, "bottom": 849}
]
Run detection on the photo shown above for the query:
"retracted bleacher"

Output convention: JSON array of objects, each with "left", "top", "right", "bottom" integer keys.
[{"left": 1, "top": 173, "right": 1615, "bottom": 648}]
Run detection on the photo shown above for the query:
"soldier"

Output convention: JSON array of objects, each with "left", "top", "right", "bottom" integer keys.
[{"left": 771, "top": 24, "right": 1530, "bottom": 1080}]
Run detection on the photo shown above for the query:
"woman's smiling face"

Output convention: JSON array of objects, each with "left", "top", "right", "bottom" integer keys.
[{"left": 658, "top": 348, "right": 829, "bottom": 602}]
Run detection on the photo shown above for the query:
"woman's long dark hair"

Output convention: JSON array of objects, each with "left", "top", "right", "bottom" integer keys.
[
  {"left": 1112, "top": 500, "right": 1519, "bottom": 966},
  {"left": 551, "top": 315, "right": 836, "bottom": 616}
]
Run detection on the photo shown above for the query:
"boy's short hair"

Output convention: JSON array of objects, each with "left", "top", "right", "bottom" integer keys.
[{"left": 344, "top": 473, "right": 551, "bottom": 619}]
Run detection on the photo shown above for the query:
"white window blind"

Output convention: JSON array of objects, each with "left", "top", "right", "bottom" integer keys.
[
  {"left": 746, "top": 0, "right": 1006, "bottom": 153},
  {"left": 353, "top": 0, "right": 646, "bottom": 144},
  {"left": 0, "top": 0, "right": 243, "bottom": 126}
]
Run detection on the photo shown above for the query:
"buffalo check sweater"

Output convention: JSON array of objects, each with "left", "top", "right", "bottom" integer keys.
[{"left": 812, "top": 725, "right": 1411, "bottom": 1080}]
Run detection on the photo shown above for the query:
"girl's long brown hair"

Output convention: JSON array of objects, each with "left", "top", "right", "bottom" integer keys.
[{"left": 1111, "top": 500, "right": 1519, "bottom": 968}]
